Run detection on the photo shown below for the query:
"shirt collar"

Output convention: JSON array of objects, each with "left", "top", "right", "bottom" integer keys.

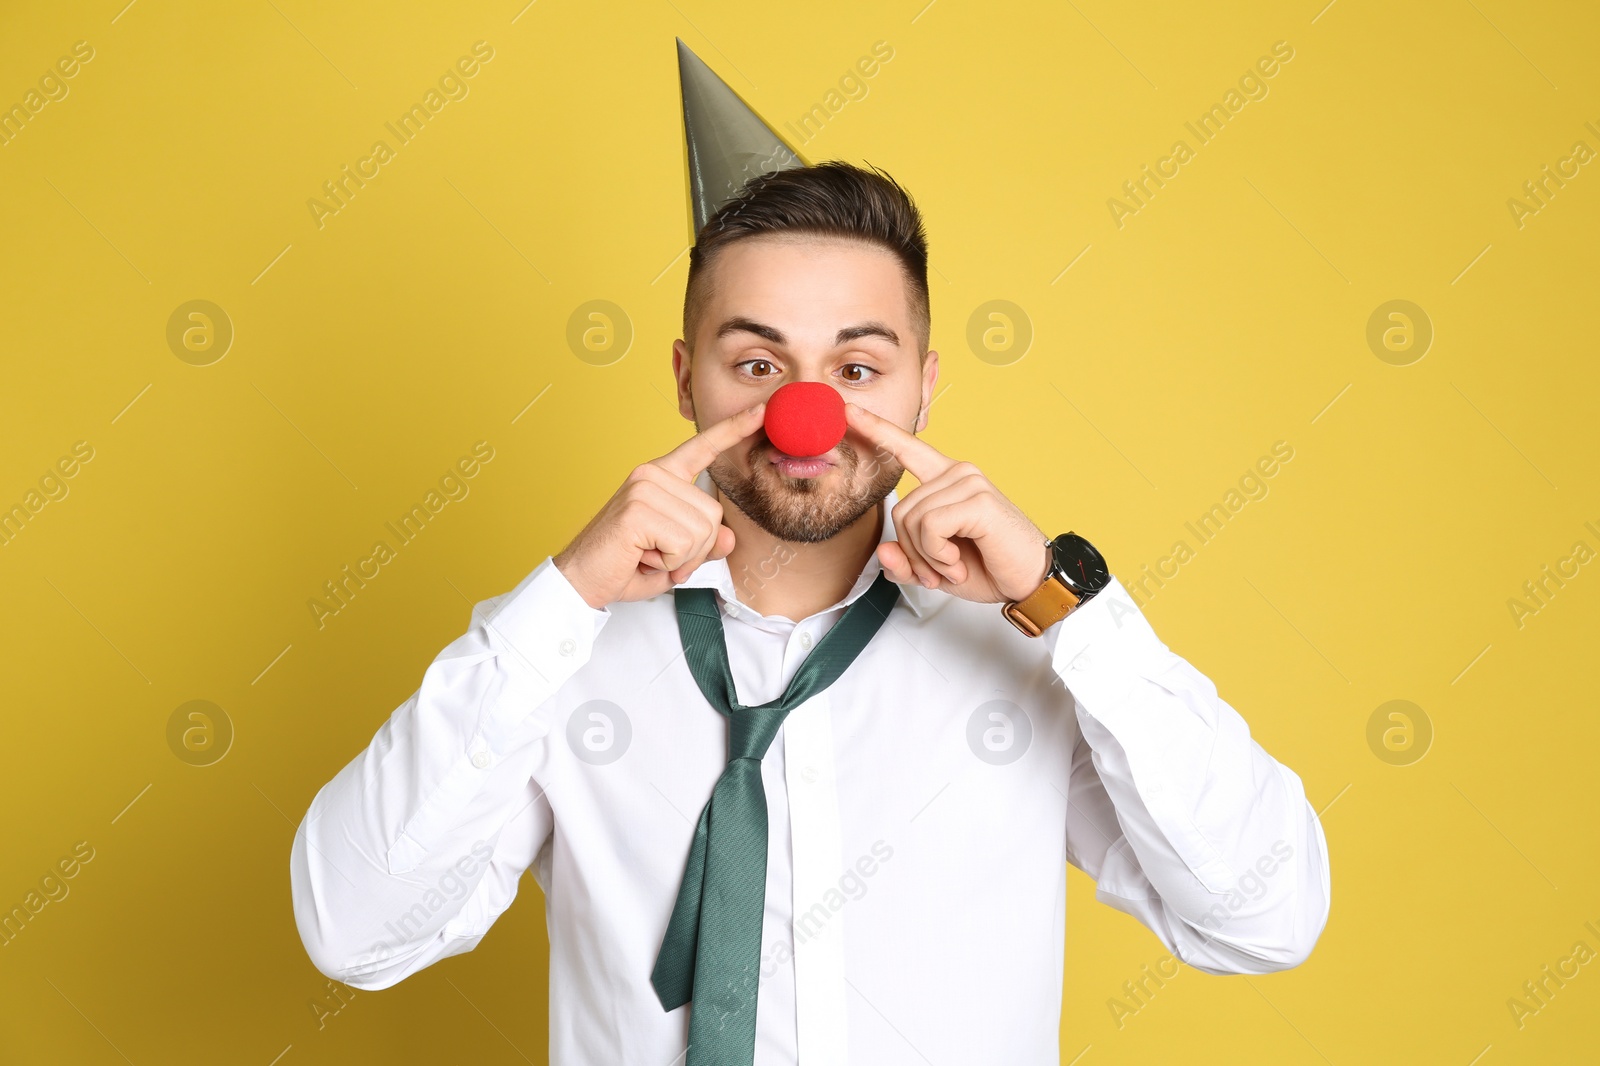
[{"left": 676, "top": 468, "right": 935, "bottom": 621}]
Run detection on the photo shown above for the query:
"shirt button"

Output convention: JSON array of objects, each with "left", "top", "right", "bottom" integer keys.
[
  {"left": 799, "top": 631, "right": 812, "bottom": 649},
  {"left": 471, "top": 751, "right": 491, "bottom": 769},
  {"left": 726, "top": 603, "right": 741, "bottom": 618},
  {"left": 1072, "top": 650, "right": 1095, "bottom": 671},
  {"left": 558, "top": 637, "right": 576, "bottom": 656}
]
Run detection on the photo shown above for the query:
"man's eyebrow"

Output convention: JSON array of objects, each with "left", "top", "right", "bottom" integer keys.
[
  {"left": 715, "top": 317, "right": 785, "bottom": 345},
  {"left": 713, "top": 317, "right": 900, "bottom": 347},
  {"left": 835, "top": 322, "right": 899, "bottom": 346}
]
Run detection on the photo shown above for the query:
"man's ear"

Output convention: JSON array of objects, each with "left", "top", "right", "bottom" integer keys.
[
  {"left": 913, "top": 348, "right": 938, "bottom": 432},
  {"left": 672, "top": 339, "right": 695, "bottom": 420}
]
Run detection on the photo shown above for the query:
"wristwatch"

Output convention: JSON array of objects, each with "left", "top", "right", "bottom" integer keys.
[{"left": 1002, "top": 532, "right": 1111, "bottom": 637}]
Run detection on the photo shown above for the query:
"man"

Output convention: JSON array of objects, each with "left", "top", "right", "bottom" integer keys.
[{"left": 290, "top": 43, "right": 1329, "bottom": 1066}]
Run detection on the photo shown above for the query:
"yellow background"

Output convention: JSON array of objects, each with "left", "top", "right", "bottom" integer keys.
[{"left": 2, "top": 0, "right": 1597, "bottom": 1062}]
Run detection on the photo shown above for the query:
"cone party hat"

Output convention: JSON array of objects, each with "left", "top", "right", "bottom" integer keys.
[{"left": 677, "top": 38, "right": 808, "bottom": 239}]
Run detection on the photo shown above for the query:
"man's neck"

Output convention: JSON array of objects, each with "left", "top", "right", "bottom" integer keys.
[{"left": 713, "top": 488, "right": 883, "bottom": 622}]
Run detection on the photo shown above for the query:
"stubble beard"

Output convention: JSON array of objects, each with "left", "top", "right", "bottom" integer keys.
[{"left": 705, "top": 434, "right": 905, "bottom": 544}]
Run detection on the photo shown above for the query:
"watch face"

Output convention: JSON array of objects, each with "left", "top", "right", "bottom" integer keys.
[{"left": 1052, "top": 533, "right": 1109, "bottom": 594}]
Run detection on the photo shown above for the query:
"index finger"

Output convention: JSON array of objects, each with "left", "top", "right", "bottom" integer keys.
[
  {"left": 844, "top": 401, "right": 956, "bottom": 484},
  {"left": 656, "top": 400, "right": 768, "bottom": 481}
]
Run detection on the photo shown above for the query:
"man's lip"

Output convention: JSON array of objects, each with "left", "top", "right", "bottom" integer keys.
[{"left": 768, "top": 446, "right": 834, "bottom": 465}]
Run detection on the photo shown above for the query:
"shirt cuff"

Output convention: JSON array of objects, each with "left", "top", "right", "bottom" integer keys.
[
  {"left": 1042, "top": 574, "right": 1165, "bottom": 684},
  {"left": 477, "top": 554, "right": 611, "bottom": 752}
]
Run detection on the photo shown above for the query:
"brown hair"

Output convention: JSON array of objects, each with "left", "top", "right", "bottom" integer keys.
[{"left": 682, "top": 160, "right": 930, "bottom": 358}]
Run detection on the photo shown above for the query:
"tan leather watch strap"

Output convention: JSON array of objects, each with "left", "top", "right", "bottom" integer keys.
[{"left": 1002, "top": 573, "right": 1081, "bottom": 638}]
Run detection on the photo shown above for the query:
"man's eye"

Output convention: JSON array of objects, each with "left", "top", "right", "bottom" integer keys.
[{"left": 734, "top": 361, "right": 878, "bottom": 383}]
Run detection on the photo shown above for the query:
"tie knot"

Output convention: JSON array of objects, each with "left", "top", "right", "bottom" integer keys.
[{"left": 727, "top": 704, "right": 787, "bottom": 763}]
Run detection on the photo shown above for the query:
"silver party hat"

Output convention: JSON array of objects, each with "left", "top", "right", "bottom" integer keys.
[{"left": 677, "top": 38, "right": 807, "bottom": 239}]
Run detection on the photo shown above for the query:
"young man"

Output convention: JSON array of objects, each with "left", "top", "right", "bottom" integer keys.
[{"left": 290, "top": 46, "right": 1329, "bottom": 1066}]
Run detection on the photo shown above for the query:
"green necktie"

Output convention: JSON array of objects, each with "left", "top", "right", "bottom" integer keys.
[{"left": 652, "top": 570, "right": 902, "bottom": 1065}]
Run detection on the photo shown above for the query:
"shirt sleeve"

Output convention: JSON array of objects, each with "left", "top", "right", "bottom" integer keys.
[
  {"left": 1046, "top": 575, "right": 1331, "bottom": 975},
  {"left": 289, "top": 554, "right": 611, "bottom": 990}
]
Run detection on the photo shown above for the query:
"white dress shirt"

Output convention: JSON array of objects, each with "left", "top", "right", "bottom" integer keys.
[{"left": 291, "top": 469, "right": 1331, "bottom": 1065}]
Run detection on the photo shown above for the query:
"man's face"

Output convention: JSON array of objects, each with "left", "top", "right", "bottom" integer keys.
[{"left": 673, "top": 234, "right": 938, "bottom": 544}]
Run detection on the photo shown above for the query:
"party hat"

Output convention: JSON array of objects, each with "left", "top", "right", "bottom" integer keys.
[{"left": 677, "top": 38, "right": 808, "bottom": 239}]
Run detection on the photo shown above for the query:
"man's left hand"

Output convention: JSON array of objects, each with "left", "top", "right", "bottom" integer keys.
[{"left": 845, "top": 401, "right": 1052, "bottom": 604}]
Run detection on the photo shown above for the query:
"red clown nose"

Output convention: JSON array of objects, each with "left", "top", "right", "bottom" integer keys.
[{"left": 763, "top": 382, "right": 846, "bottom": 459}]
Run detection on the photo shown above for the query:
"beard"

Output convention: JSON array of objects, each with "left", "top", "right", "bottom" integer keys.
[{"left": 704, "top": 431, "right": 906, "bottom": 543}]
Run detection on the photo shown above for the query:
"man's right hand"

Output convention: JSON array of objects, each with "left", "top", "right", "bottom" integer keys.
[{"left": 553, "top": 400, "right": 767, "bottom": 610}]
